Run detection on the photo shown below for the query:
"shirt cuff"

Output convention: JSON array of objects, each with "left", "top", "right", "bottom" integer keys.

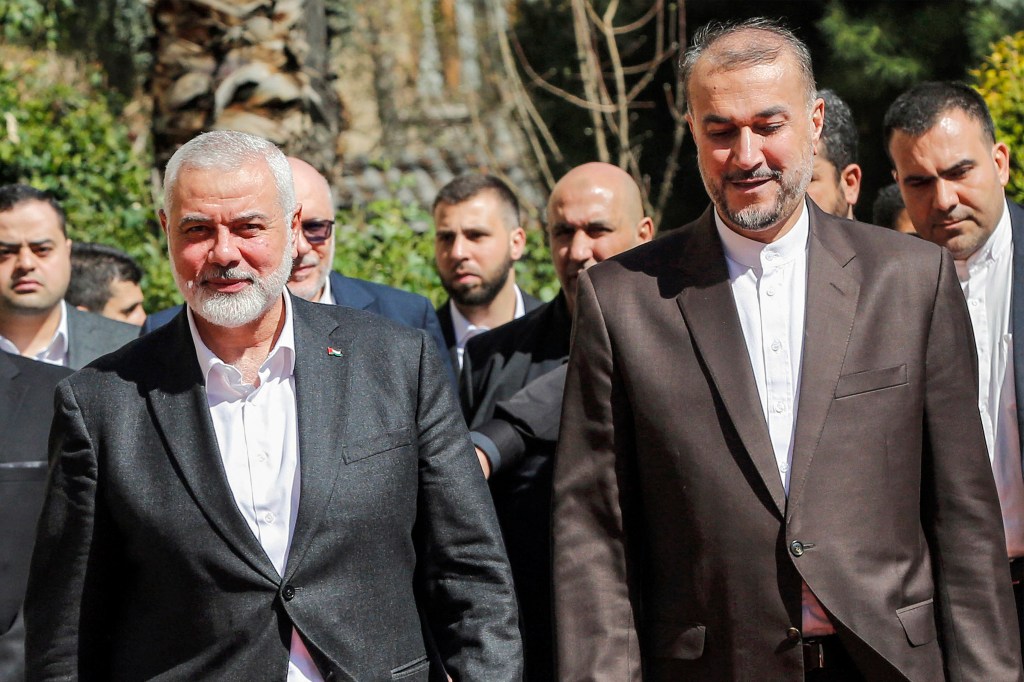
[{"left": 471, "top": 418, "right": 526, "bottom": 476}]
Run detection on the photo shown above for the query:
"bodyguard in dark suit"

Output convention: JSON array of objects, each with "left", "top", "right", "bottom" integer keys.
[
  {"left": 0, "top": 352, "right": 71, "bottom": 681},
  {"left": 554, "top": 21, "right": 1020, "bottom": 680},
  {"left": 432, "top": 174, "right": 539, "bottom": 371},
  {"left": 0, "top": 185, "right": 137, "bottom": 369},
  {"left": 886, "top": 80, "right": 1024, "bottom": 655},
  {"left": 25, "top": 131, "right": 521, "bottom": 681},
  {"left": 461, "top": 163, "right": 652, "bottom": 680},
  {"left": 144, "top": 157, "right": 454, "bottom": 384}
]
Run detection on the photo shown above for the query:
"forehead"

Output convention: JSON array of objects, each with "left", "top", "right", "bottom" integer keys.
[
  {"left": 435, "top": 192, "right": 507, "bottom": 227},
  {"left": 0, "top": 200, "right": 64, "bottom": 240},
  {"left": 689, "top": 52, "right": 807, "bottom": 120},
  {"left": 293, "top": 176, "right": 332, "bottom": 217},
  {"left": 547, "top": 183, "right": 623, "bottom": 225},
  {"left": 170, "top": 163, "right": 280, "bottom": 218},
  {"left": 890, "top": 110, "right": 991, "bottom": 170}
]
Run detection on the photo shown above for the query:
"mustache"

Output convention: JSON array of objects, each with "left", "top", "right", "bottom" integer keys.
[
  {"left": 295, "top": 253, "right": 321, "bottom": 268},
  {"left": 724, "top": 169, "right": 782, "bottom": 183},
  {"left": 199, "top": 266, "right": 257, "bottom": 284}
]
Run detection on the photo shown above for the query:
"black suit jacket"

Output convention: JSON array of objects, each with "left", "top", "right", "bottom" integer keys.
[
  {"left": 459, "top": 292, "right": 571, "bottom": 430},
  {"left": 64, "top": 306, "right": 137, "bottom": 370},
  {"left": 142, "top": 271, "right": 455, "bottom": 386},
  {"left": 436, "top": 289, "right": 543, "bottom": 371},
  {"left": 25, "top": 297, "right": 522, "bottom": 681},
  {"left": 0, "top": 352, "right": 72, "bottom": 682},
  {"left": 1009, "top": 202, "right": 1024, "bottom": 462}
]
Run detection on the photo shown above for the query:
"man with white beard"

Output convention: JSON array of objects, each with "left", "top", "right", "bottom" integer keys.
[{"left": 24, "top": 130, "right": 522, "bottom": 680}]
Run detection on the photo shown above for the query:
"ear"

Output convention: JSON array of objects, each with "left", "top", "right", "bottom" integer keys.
[
  {"left": 509, "top": 226, "right": 526, "bottom": 261},
  {"left": 290, "top": 204, "right": 303, "bottom": 259},
  {"left": 75, "top": 304, "right": 89, "bottom": 313},
  {"left": 158, "top": 208, "right": 169, "bottom": 237},
  {"left": 840, "top": 163, "right": 862, "bottom": 209},
  {"left": 994, "top": 141, "right": 1011, "bottom": 187},
  {"left": 810, "top": 97, "right": 825, "bottom": 146},
  {"left": 685, "top": 111, "right": 695, "bottom": 139},
  {"left": 637, "top": 216, "right": 655, "bottom": 242}
]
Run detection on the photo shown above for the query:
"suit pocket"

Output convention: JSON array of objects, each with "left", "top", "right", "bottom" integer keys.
[
  {"left": 650, "top": 622, "right": 706, "bottom": 660},
  {"left": 343, "top": 427, "right": 414, "bottom": 464},
  {"left": 834, "top": 364, "right": 908, "bottom": 399},
  {"left": 896, "top": 598, "right": 936, "bottom": 647},
  {"left": 390, "top": 654, "right": 429, "bottom": 680}
]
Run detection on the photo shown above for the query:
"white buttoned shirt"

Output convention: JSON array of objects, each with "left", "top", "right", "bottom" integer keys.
[
  {"left": 0, "top": 299, "right": 70, "bottom": 366},
  {"left": 187, "top": 294, "right": 322, "bottom": 681},
  {"left": 715, "top": 202, "right": 833, "bottom": 636},
  {"left": 954, "top": 201, "right": 1024, "bottom": 559}
]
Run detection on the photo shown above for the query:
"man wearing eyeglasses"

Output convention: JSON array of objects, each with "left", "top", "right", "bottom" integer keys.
[{"left": 143, "top": 156, "right": 453, "bottom": 383}]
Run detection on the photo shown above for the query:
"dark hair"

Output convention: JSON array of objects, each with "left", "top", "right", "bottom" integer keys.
[
  {"left": 66, "top": 242, "right": 143, "bottom": 312},
  {"left": 871, "top": 183, "right": 907, "bottom": 230},
  {"left": 681, "top": 17, "right": 815, "bottom": 113},
  {"left": 817, "top": 89, "right": 858, "bottom": 171},
  {"left": 0, "top": 184, "right": 67, "bottom": 234},
  {"left": 432, "top": 174, "right": 520, "bottom": 227},
  {"left": 883, "top": 81, "right": 996, "bottom": 161}
]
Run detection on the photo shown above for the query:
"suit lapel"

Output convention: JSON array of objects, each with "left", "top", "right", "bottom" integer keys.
[
  {"left": 148, "top": 311, "right": 280, "bottom": 583},
  {"left": 284, "top": 297, "right": 351, "bottom": 580},
  {"left": 786, "top": 211, "right": 860, "bottom": 514},
  {"left": 0, "top": 353, "right": 24, "bottom": 458},
  {"left": 676, "top": 211, "right": 787, "bottom": 515},
  {"left": 330, "top": 271, "right": 375, "bottom": 312}
]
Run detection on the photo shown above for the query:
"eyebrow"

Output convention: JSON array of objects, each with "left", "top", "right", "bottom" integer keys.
[
  {"left": 703, "top": 106, "right": 789, "bottom": 126},
  {"left": 0, "top": 239, "right": 56, "bottom": 248},
  {"left": 902, "top": 159, "right": 975, "bottom": 184},
  {"left": 176, "top": 211, "right": 271, "bottom": 229}
]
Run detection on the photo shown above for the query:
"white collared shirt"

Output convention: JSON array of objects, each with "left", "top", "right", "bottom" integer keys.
[
  {"left": 715, "top": 201, "right": 833, "bottom": 636},
  {"left": 316, "top": 274, "right": 335, "bottom": 305},
  {"left": 954, "top": 200, "right": 1024, "bottom": 559},
  {"left": 0, "top": 299, "right": 70, "bottom": 366},
  {"left": 450, "top": 284, "right": 526, "bottom": 368},
  {"left": 187, "top": 295, "right": 322, "bottom": 682}
]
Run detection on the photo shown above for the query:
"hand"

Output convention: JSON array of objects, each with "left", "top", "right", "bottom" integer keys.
[{"left": 475, "top": 447, "right": 492, "bottom": 479}]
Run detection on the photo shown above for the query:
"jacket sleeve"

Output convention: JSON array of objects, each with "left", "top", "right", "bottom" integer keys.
[
  {"left": 411, "top": 329, "right": 523, "bottom": 680},
  {"left": 922, "top": 250, "right": 1023, "bottom": 680},
  {"left": 552, "top": 271, "right": 643, "bottom": 681},
  {"left": 25, "top": 380, "right": 115, "bottom": 681}
]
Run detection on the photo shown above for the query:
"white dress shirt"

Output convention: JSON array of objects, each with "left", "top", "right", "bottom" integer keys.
[
  {"left": 450, "top": 284, "right": 526, "bottom": 368},
  {"left": 0, "top": 299, "right": 70, "bottom": 366},
  {"left": 188, "top": 294, "right": 322, "bottom": 682},
  {"left": 317, "top": 274, "right": 335, "bottom": 305},
  {"left": 954, "top": 201, "right": 1024, "bottom": 559},
  {"left": 715, "top": 202, "right": 833, "bottom": 637}
]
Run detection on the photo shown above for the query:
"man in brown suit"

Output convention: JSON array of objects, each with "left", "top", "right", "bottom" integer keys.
[{"left": 552, "top": 17, "right": 1022, "bottom": 681}]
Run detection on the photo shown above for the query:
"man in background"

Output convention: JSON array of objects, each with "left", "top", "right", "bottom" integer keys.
[
  {"left": 886, "top": 80, "right": 1024, "bottom": 653},
  {"left": 872, "top": 183, "right": 917, "bottom": 235},
  {"left": 806, "top": 88, "right": 862, "bottom": 219},
  {"left": 66, "top": 242, "right": 147, "bottom": 326},
  {"left": 462, "top": 161, "right": 652, "bottom": 680},
  {"left": 433, "top": 174, "right": 539, "bottom": 370},
  {"left": 0, "top": 184, "right": 138, "bottom": 368}
]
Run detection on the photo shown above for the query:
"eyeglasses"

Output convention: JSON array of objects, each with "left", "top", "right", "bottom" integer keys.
[{"left": 301, "top": 219, "right": 334, "bottom": 245}]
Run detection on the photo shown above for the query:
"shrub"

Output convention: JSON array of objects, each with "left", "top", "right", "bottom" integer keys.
[
  {"left": 0, "top": 45, "right": 178, "bottom": 310},
  {"left": 972, "top": 31, "right": 1024, "bottom": 204}
]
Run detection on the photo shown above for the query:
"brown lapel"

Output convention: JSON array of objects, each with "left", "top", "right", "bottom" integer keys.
[
  {"left": 676, "top": 209, "right": 787, "bottom": 516},
  {"left": 786, "top": 207, "right": 860, "bottom": 516}
]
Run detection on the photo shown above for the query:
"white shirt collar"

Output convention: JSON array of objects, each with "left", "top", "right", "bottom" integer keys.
[
  {"left": 317, "top": 272, "right": 335, "bottom": 305},
  {"left": 956, "top": 199, "right": 1011, "bottom": 280},
  {"left": 450, "top": 284, "right": 526, "bottom": 348},
  {"left": 0, "top": 300, "right": 70, "bottom": 366},
  {"left": 714, "top": 199, "right": 810, "bottom": 269},
  {"left": 187, "top": 293, "right": 296, "bottom": 393}
]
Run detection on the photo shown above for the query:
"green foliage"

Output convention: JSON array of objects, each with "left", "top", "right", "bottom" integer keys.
[
  {"left": 0, "top": 46, "right": 178, "bottom": 310},
  {"left": 1, "top": 0, "right": 72, "bottom": 49},
  {"left": 334, "top": 199, "right": 558, "bottom": 308},
  {"left": 972, "top": 31, "right": 1024, "bottom": 204}
]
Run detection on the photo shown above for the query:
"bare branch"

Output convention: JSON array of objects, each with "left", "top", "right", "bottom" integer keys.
[{"left": 511, "top": 30, "right": 616, "bottom": 114}]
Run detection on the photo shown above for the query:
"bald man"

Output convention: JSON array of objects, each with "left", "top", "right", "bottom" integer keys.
[
  {"left": 142, "top": 157, "right": 454, "bottom": 383},
  {"left": 460, "top": 162, "right": 652, "bottom": 680}
]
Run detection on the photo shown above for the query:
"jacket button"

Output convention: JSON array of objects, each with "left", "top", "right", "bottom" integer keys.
[
  {"left": 282, "top": 584, "right": 296, "bottom": 600},
  {"left": 790, "top": 540, "right": 805, "bottom": 557},
  {"left": 786, "top": 627, "right": 801, "bottom": 642}
]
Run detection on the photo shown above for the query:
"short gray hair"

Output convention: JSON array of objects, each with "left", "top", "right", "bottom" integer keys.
[
  {"left": 681, "top": 17, "right": 816, "bottom": 114},
  {"left": 163, "top": 130, "right": 296, "bottom": 220}
]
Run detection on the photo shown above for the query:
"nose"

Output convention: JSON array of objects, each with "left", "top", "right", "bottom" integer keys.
[
  {"left": 568, "top": 230, "right": 595, "bottom": 268},
  {"left": 449, "top": 233, "right": 468, "bottom": 261},
  {"left": 209, "top": 226, "right": 241, "bottom": 266},
  {"left": 14, "top": 245, "right": 34, "bottom": 271},
  {"left": 934, "top": 179, "right": 959, "bottom": 213},
  {"left": 733, "top": 127, "right": 763, "bottom": 170},
  {"left": 294, "top": 222, "right": 312, "bottom": 260}
]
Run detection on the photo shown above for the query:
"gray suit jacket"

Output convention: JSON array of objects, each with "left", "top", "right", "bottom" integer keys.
[
  {"left": 554, "top": 203, "right": 1021, "bottom": 681},
  {"left": 64, "top": 306, "right": 137, "bottom": 370},
  {"left": 26, "top": 296, "right": 522, "bottom": 681}
]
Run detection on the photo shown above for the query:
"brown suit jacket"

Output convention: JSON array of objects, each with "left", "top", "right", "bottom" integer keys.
[{"left": 552, "top": 202, "right": 1022, "bottom": 681}]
